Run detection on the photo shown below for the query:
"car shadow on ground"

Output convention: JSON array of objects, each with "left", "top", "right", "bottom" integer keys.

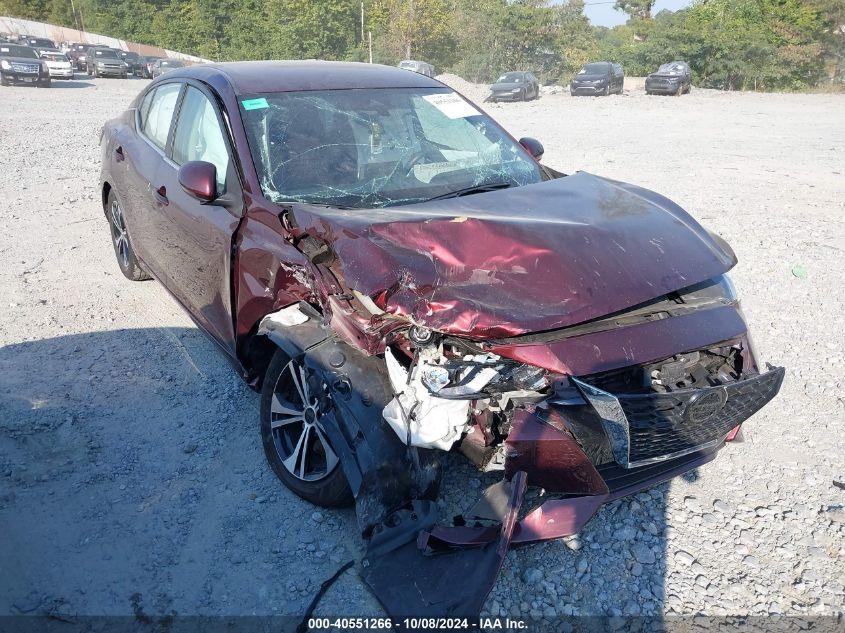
[
  {"left": 51, "top": 79, "right": 95, "bottom": 88},
  {"left": 0, "top": 327, "right": 681, "bottom": 622}
]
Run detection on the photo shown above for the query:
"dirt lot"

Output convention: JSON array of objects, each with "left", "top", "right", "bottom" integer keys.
[{"left": 1, "top": 74, "right": 843, "bottom": 622}]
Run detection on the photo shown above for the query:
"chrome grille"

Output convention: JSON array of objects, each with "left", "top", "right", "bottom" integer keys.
[{"left": 11, "top": 62, "right": 39, "bottom": 74}]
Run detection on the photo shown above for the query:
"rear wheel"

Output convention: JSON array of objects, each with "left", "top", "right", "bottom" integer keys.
[
  {"left": 260, "top": 350, "right": 353, "bottom": 507},
  {"left": 107, "top": 190, "right": 151, "bottom": 281}
]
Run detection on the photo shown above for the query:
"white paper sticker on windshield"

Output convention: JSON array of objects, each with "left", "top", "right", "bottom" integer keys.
[{"left": 422, "top": 93, "right": 481, "bottom": 119}]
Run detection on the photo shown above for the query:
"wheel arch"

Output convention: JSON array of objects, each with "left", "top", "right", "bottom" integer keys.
[{"left": 101, "top": 180, "right": 113, "bottom": 215}]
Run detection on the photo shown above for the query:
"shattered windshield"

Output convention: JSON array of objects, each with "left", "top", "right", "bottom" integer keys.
[{"left": 239, "top": 87, "right": 542, "bottom": 209}]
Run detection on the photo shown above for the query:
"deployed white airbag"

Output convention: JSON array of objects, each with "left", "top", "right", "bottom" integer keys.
[{"left": 382, "top": 347, "right": 470, "bottom": 451}]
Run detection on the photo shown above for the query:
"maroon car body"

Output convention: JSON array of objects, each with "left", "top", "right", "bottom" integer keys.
[{"left": 99, "top": 61, "right": 783, "bottom": 617}]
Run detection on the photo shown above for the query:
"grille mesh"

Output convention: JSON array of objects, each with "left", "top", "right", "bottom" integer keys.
[{"left": 618, "top": 369, "right": 784, "bottom": 463}]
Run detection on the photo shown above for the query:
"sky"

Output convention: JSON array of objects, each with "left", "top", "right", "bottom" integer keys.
[{"left": 581, "top": 0, "right": 694, "bottom": 27}]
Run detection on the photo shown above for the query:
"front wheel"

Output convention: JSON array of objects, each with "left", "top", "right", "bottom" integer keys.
[{"left": 260, "top": 350, "right": 353, "bottom": 508}]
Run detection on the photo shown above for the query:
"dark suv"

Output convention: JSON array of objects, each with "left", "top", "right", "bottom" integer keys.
[
  {"left": 85, "top": 47, "right": 127, "bottom": 78},
  {"left": 487, "top": 71, "right": 540, "bottom": 102},
  {"left": 646, "top": 60, "right": 692, "bottom": 95},
  {"left": 119, "top": 51, "right": 143, "bottom": 76},
  {"left": 0, "top": 43, "right": 50, "bottom": 87},
  {"left": 570, "top": 61, "right": 624, "bottom": 96}
]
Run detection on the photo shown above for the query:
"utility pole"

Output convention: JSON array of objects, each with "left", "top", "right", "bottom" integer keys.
[
  {"left": 368, "top": 31, "right": 373, "bottom": 64},
  {"left": 361, "top": 2, "right": 365, "bottom": 43}
]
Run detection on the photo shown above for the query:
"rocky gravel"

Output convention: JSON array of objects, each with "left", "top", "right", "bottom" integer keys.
[{"left": 1, "top": 74, "right": 843, "bottom": 622}]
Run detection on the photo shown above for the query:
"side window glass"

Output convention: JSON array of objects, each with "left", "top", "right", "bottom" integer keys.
[
  {"left": 142, "top": 82, "right": 181, "bottom": 150},
  {"left": 138, "top": 88, "right": 156, "bottom": 130},
  {"left": 172, "top": 86, "right": 230, "bottom": 191}
]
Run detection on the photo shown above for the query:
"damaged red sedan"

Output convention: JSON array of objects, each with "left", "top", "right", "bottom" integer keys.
[{"left": 99, "top": 61, "right": 783, "bottom": 617}]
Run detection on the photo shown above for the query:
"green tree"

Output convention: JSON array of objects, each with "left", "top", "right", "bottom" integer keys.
[{"left": 614, "top": 0, "right": 654, "bottom": 21}]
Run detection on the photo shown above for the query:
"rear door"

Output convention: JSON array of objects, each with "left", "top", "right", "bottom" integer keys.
[{"left": 149, "top": 82, "right": 242, "bottom": 353}]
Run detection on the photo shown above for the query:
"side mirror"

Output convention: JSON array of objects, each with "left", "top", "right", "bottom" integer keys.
[
  {"left": 519, "top": 137, "right": 544, "bottom": 161},
  {"left": 178, "top": 160, "right": 217, "bottom": 203}
]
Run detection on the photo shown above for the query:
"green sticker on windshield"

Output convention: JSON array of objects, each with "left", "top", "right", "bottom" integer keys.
[{"left": 241, "top": 97, "right": 268, "bottom": 111}]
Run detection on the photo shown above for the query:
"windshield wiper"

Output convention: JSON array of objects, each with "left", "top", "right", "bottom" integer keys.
[{"left": 425, "top": 182, "right": 513, "bottom": 202}]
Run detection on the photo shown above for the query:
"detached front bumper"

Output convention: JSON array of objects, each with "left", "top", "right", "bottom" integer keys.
[{"left": 426, "top": 365, "right": 784, "bottom": 547}]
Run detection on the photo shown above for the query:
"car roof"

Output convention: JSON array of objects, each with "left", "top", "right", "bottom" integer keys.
[{"left": 172, "top": 60, "right": 442, "bottom": 94}]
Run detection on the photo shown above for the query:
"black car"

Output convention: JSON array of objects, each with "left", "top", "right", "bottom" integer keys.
[
  {"left": 645, "top": 61, "right": 692, "bottom": 95},
  {"left": 570, "top": 62, "right": 624, "bottom": 96},
  {"left": 118, "top": 51, "right": 143, "bottom": 76},
  {"left": 21, "top": 36, "right": 56, "bottom": 49},
  {"left": 85, "top": 47, "right": 127, "bottom": 78},
  {"left": 0, "top": 43, "right": 50, "bottom": 87},
  {"left": 150, "top": 58, "right": 185, "bottom": 78},
  {"left": 487, "top": 71, "right": 539, "bottom": 102}
]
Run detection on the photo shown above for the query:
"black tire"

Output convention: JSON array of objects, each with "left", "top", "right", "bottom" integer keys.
[
  {"left": 106, "top": 189, "right": 151, "bottom": 281},
  {"left": 0, "top": 75, "right": 8, "bottom": 87},
  {"left": 260, "top": 349, "right": 353, "bottom": 508},
  {"left": 603, "top": 85, "right": 610, "bottom": 96}
]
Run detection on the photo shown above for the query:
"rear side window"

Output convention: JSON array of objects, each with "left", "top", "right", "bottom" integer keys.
[
  {"left": 138, "top": 88, "right": 157, "bottom": 130},
  {"left": 142, "top": 82, "right": 181, "bottom": 150},
  {"left": 171, "top": 86, "right": 230, "bottom": 190}
]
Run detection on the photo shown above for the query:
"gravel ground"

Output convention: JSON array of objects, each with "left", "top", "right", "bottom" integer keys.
[{"left": 1, "top": 73, "right": 843, "bottom": 623}]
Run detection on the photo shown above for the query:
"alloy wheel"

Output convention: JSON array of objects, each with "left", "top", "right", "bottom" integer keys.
[
  {"left": 270, "top": 360, "right": 339, "bottom": 482},
  {"left": 109, "top": 198, "right": 130, "bottom": 269}
]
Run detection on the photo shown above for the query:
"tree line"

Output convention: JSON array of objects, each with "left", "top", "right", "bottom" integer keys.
[{"left": 2, "top": 0, "right": 842, "bottom": 91}]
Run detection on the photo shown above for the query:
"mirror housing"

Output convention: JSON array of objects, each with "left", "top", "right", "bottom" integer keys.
[
  {"left": 519, "top": 137, "right": 544, "bottom": 161},
  {"left": 178, "top": 161, "right": 217, "bottom": 203}
]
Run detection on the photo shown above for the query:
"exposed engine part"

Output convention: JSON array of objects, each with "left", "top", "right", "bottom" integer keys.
[
  {"left": 581, "top": 345, "right": 746, "bottom": 394},
  {"left": 419, "top": 349, "right": 549, "bottom": 400},
  {"left": 382, "top": 346, "right": 471, "bottom": 450}
]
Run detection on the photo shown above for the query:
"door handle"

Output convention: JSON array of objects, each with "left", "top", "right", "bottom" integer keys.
[
  {"left": 114, "top": 146, "right": 125, "bottom": 162},
  {"left": 153, "top": 185, "right": 169, "bottom": 206}
]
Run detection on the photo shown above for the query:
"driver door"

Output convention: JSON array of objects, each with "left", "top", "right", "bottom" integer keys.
[{"left": 150, "top": 83, "right": 243, "bottom": 354}]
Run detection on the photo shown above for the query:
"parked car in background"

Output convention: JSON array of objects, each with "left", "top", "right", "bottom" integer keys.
[
  {"left": 21, "top": 36, "right": 56, "bottom": 49},
  {"left": 85, "top": 47, "right": 127, "bottom": 78},
  {"left": 99, "top": 60, "right": 783, "bottom": 618},
  {"left": 150, "top": 58, "right": 185, "bottom": 78},
  {"left": 67, "top": 43, "right": 91, "bottom": 70},
  {"left": 487, "top": 71, "right": 539, "bottom": 102},
  {"left": 645, "top": 60, "right": 692, "bottom": 95},
  {"left": 398, "top": 59, "right": 434, "bottom": 77},
  {"left": 39, "top": 49, "right": 74, "bottom": 80},
  {"left": 119, "top": 51, "right": 143, "bottom": 76},
  {"left": 139, "top": 56, "right": 161, "bottom": 78},
  {"left": 0, "top": 43, "right": 50, "bottom": 87},
  {"left": 570, "top": 61, "right": 624, "bottom": 96}
]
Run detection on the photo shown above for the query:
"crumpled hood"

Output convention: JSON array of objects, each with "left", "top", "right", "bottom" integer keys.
[{"left": 291, "top": 172, "right": 736, "bottom": 339}]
